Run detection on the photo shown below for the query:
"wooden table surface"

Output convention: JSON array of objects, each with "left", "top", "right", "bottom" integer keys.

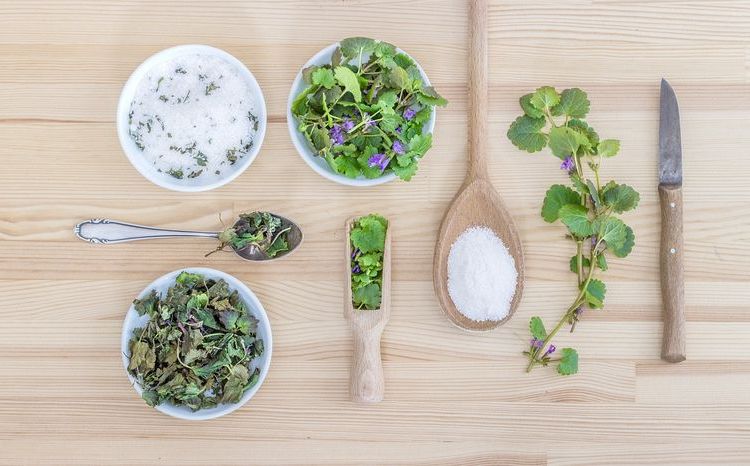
[{"left": 2, "top": 1, "right": 749, "bottom": 464}]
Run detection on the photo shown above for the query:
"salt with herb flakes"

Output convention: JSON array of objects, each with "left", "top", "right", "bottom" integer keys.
[
  {"left": 447, "top": 226, "right": 518, "bottom": 322},
  {"left": 127, "top": 53, "right": 260, "bottom": 182}
]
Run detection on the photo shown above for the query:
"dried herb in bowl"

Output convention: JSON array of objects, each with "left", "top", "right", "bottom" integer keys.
[
  {"left": 350, "top": 214, "right": 388, "bottom": 309},
  {"left": 291, "top": 37, "right": 447, "bottom": 181},
  {"left": 207, "top": 211, "right": 291, "bottom": 258},
  {"left": 126, "top": 271, "right": 264, "bottom": 411}
]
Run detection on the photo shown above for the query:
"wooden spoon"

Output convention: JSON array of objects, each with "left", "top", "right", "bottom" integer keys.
[
  {"left": 344, "top": 216, "right": 391, "bottom": 403},
  {"left": 433, "top": 0, "right": 525, "bottom": 331}
]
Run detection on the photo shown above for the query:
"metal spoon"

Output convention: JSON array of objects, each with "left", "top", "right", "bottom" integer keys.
[{"left": 74, "top": 214, "right": 303, "bottom": 262}]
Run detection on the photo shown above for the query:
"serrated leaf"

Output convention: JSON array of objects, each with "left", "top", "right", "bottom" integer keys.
[
  {"left": 597, "top": 217, "right": 627, "bottom": 250},
  {"left": 311, "top": 67, "right": 335, "bottom": 89},
  {"left": 530, "top": 86, "right": 560, "bottom": 110},
  {"left": 582, "top": 279, "right": 606, "bottom": 309},
  {"left": 417, "top": 86, "right": 448, "bottom": 107},
  {"left": 568, "top": 119, "right": 600, "bottom": 147},
  {"left": 548, "top": 126, "right": 584, "bottom": 160},
  {"left": 553, "top": 88, "right": 590, "bottom": 118},
  {"left": 408, "top": 133, "right": 432, "bottom": 156},
  {"left": 507, "top": 115, "right": 547, "bottom": 153},
  {"left": 529, "top": 317, "right": 547, "bottom": 340},
  {"left": 603, "top": 183, "right": 640, "bottom": 213},
  {"left": 334, "top": 66, "right": 362, "bottom": 102},
  {"left": 597, "top": 139, "right": 620, "bottom": 157},
  {"left": 392, "top": 162, "right": 418, "bottom": 181},
  {"left": 387, "top": 66, "right": 410, "bottom": 91},
  {"left": 569, "top": 255, "right": 591, "bottom": 273},
  {"left": 542, "top": 185, "right": 581, "bottom": 223},
  {"left": 339, "top": 37, "right": 376, "bottom": 59},
  {"left": 611, "top": 225, "right": 635, "bottom": 258},
  {"left": 557, "top": 348, "right": 579, "bottom": 375},
  {"left": 353, "top": 283, "right": 382, "bottom": 309},
  {"left": 558, "top": 204, "right": 594, "bottom": 237},
  {"left": 520, "top": 93, "right": 544, "bottom": 118}
]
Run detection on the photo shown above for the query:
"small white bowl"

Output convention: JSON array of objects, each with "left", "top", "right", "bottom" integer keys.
[
  {"left": 121, "top": 267, "right": 272, "bottom": 420},
  {"left": 117, "top": 45, "right": 267, "bottom": 192},
  {"left": 287, "top": 42, "right": 437, "bottom": 187}
]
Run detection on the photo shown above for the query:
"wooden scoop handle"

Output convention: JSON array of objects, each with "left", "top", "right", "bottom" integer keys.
[
  {"left": 468, "top": 0, "right": 489, "bottom": 181},
  {"left": 350, "top": 325, "right": 385, "bottom": 403},
  {"left": 659, "top": 184, "right": 686, "bottom": 363}
]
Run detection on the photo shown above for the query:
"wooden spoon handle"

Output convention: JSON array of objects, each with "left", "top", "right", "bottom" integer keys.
[
  {"left": 659, "top": 184, "right": 686, "bottom": 363},
  {"left": 350, "top": 327, "right": 385, "bottom": 403},
  {"left": 468, "top": 0, "right": 489, "bottom": 181}
]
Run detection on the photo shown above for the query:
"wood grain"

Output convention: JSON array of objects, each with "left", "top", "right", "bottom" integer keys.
[
  {"left": 1, "top": 0, "right": 750, "bottom": 464},
  {"left": 659, "top": 184, "right": 686, "bottom": 362}
]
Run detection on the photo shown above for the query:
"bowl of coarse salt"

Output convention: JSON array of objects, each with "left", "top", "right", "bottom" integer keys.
[{"left": 117, "top": 45, "right": 267, "bottom": 192}]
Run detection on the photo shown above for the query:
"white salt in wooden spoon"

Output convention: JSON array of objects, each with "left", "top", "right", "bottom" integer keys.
[
  {"left": 344, "top": 216, "right": 391, "bottom": 402},
  {"left": 433, "top": 0, "right": 525, "bottom": 331}
]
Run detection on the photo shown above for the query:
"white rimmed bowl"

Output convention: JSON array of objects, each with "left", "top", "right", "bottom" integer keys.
[
  {"left": 287, "top": 41, "right": 436, "bottom": 187},
  {"left": 117, "top": 45, "right": 267, "bottom": 192},
  {"left": 121, "top": 267, "right": 272, "bottom": 420}
]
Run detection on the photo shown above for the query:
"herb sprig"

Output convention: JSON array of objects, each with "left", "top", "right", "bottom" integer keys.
[
  {"left": 507, "top": 87, "right": 640, "bottom": 375},
  {"left": 291, "top": 37, "right": 447, "bottom": 181},
  {"left": 127, "top": 271, "right": 264, "bottom": 410},
  {"left": 207, "top": 211, "right": 291, "bottom": 258},
  {"left": 350, "top": 214, "right": 388, "bottom": 309}
]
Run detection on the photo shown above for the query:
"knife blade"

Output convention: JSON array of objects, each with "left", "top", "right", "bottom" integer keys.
[{"left": 659, "top": 78, "right": 686, "bottom": 363}]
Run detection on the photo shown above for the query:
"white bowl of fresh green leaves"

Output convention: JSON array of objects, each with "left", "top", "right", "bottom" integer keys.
[
  {"left": 121, "top": 268, "right": 272, "bottom": 420},
  {"left": 287, "top": 37, "right": 447, "bottom": 186}
]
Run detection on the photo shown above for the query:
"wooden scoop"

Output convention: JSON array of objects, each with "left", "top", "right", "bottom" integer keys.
[
  {"left": 433, "top": 0, "right": 525, "bottom": 331},
  {"left": 344, "top": 216, "right": 391, "bottom": 403}
]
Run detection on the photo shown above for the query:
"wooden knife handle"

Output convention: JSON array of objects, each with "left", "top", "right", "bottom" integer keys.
[
  {"left": 659, "top": 184, "right": 686, "bottom": 363},
  {"left": 350, "top": 326, "right": 384, "bottom": 403}
]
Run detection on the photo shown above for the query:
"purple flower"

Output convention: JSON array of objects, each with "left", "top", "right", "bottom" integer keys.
[
  {"left": 575, "top": 306, "right": 584, "bottom": 317},
  {"left": 591, "top": 236, "right": 598, "bottom": 247},
  {"left": 403, "top": 107, "right": 417, "bottom": 121},
  {"left": 530, "top": 337, "right": 544, "bottom": 349},
  {"left": 560, "top": 156, "right": 575, "bottom": 173},
  {"left": 544, "top": 345, "right": 556, "bottom": 356},
  {"left": 392, "top": 140, "right": 405, "bottom": 155},
  {"left": 329, "top": 124, "right": 345, "bottom": 145},
  {"left": 352, "top": 264, "right": 361, "bottom": 274},
  {"left": 351, "top": 248, "right": 360, "bottom": 260},
  {"left": 395, "top": 126, "right": 402, "bottom": 134},
  {"left": 342, "top": 119, "right": 355, "bottom": 133},
  {"left": 368, "top": 153, "right": 389, "bottom": 171}
]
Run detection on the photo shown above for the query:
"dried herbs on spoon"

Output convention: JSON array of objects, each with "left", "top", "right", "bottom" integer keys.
[
  {"left": 208, "top": 211, "right": 291, "bottom": 258},
  {"left": 126, "top": 271, "right": 265, "bottom": 411}
]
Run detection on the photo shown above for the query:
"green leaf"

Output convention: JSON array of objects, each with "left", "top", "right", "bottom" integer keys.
[
  {"left": 334, "top": 66, "right": 362, "bottom": 102},
  {"left": 416, "top": 86, "right": 448, "bottom": 107},
  {"left": 597, "top": 139, "right": 620, "bottom": 157},
  {"left": 529, "top": 317, "right": 547, "bottom": 340},
  {"left": 569, "top": 255, "right": 591, "bottom": 273},
  {"left": 541, "top": 184, "right": 581, "bottom": 223},
  {"left": 597, "top": 217, "right": 627, "bottom": 250},
  {"left": 376, "top": 90, "right": 398, "bottom": 110},
  {"left": 221, "top": 365, "right": 249, "bottom": 404},
  {"left": 548, "top": 126, "right": 584, "bottom": 159},
  {"left": 378, "top": 113, "right": 401, "bottom": 133},
  {"left": 353, "top": 283, "right": 381, "bottom": 309},
  {"left": 507, "top": 115, "right": 547, "bottom": 153},
  {"left": 610, "top": 225, "right": 635, "bottom": 258},
  {"left": 520, "top": 93, "right": 544, "bottom": 118},
  {"left": 392, "top": 163, "right": 418, "bottom": 181},
  {"left": 311, "top": 67, "right": 335, "bottom": 89},
  {"left": 175, "top": 272, "right": 203, "bottom": 288},
  {"left": 553, "top": 88, "right": 589, "bottom": 118},
  {"left": 596, "top": 254, "right": 608, "bottom": 271},
  {"left": 266, "top": 235, "right": 288, "bottom": 258},
  {"left": 219, "top": 310, "right": 239, "bottom": 330},
  {"left": 339, "top": 37, "right": 376, "bottom": 59},
  {"left": 603, "top": 183, "right": 640, "bottom": 213},
  {"left": 558, "top": 204, "right": 593, "bottom": 237},
  {"left": 374, "top": 41, "right": 396, "bottom": 58},
  {"left": 133, "top": 290, "right": 159, "bottom": 317},
  {"left": 331, "top": 155, "right": 360, "bottom": 178},
  {"left": 582, "top": 279, "right": 606, "bottom": 309},
  {"left": 587, "top": 180, "right": 601, "bottom": 208},
  {"left": 350, "top": 214, "right": 387, "bottom": 253},
  {"left": 557, "top": 348, "right": 579, "bottom": 375},
  {"left": 195, "top": 308, "right": 221, "bottom": 330},
  {"left": 530, "top": 86, "right": 560, "bottom": 110},
  {"left": 392, "top": 52, "right": 414, "bottom": 69},
  {"left": 309, "top": 127, "right": 331, "bottom": 152},
  {"left": 186, "top": 293, "right": 208, "bottom": 310},
  {"left": 408, "top": 133, "right": 432, "bottom": 156},
  {"left": 387, "top": 66, "right": 411, "bottom": 91},
  {"left": 568, "top": 119, "right": 600, "bottom": 147}
]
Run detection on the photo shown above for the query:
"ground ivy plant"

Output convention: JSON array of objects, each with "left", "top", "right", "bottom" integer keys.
[
  {"left": 507, "top": 87, "right": 640, "bottom": 375},
  {"left": 291, "top": 37, "right": 447, "bottom": 181},
  {"left": 350, "top": 214, "right": 387, "bottom": 309}
]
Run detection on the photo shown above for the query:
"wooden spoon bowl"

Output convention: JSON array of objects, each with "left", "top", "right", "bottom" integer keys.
[
  {"left": 433, "top": 0, "right": 525, "bottom": 331},
  {"left": 344, "top": 216, "right": 391, "bottom": 403}
]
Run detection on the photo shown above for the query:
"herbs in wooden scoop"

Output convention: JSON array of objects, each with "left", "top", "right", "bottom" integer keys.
[
  {"left": 291, "top": 37, "right": 447, "bottom": 181},
  {"left": 350, "top": 214, "right": 388, "bottom": 309},
  {"left": 208, "top": 211, "right": 291, "bottom": 258},
  {"left": 507, "top": 87, "right": 640, "bottom": 375},
  {"left": 127, "top": 271, "right": 264, "bottom": 410}
]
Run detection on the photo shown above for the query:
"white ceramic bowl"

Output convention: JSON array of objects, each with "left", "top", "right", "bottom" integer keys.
[
  {"left": 287, "top": 42, "right": 436, "bottom": 187},
  {"left": 117, "top": 45, "right": 267, "bottom": 192},
  {"left": 121, "top": 267, "right": 272, "bottom": 420}
]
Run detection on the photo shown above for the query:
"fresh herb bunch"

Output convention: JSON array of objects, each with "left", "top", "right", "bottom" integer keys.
[
  {"left": 350, "top": 214, "right": 388, "bottom": 309},
  {"left": 507, "top": 86, "right": 640, "bottom": 375},
  {"left": 127, "top": 272, "right": 264, "bottom": 410},
  {"left": 291, "top": 37, "right": 448, "bottom": 181},
  {"left": 207, "top": 211, "right": 290, "bottom": 258}
]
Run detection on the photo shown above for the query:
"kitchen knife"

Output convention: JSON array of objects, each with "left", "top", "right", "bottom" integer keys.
[{"left": 659, "top": 78, "right": 686, "bottom": 363}]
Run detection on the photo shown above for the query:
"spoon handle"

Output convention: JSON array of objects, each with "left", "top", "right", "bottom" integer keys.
[
  {"left": 74, "top": 219, "right": 218, "bottom": 244},
  {"left": 468, "top": 0, "right": 489, "bottom": 181}
]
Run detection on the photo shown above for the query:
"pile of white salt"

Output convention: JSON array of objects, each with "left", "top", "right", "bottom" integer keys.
[{"left": 447, "top": 226, "right": 518, "bottom": 322}]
